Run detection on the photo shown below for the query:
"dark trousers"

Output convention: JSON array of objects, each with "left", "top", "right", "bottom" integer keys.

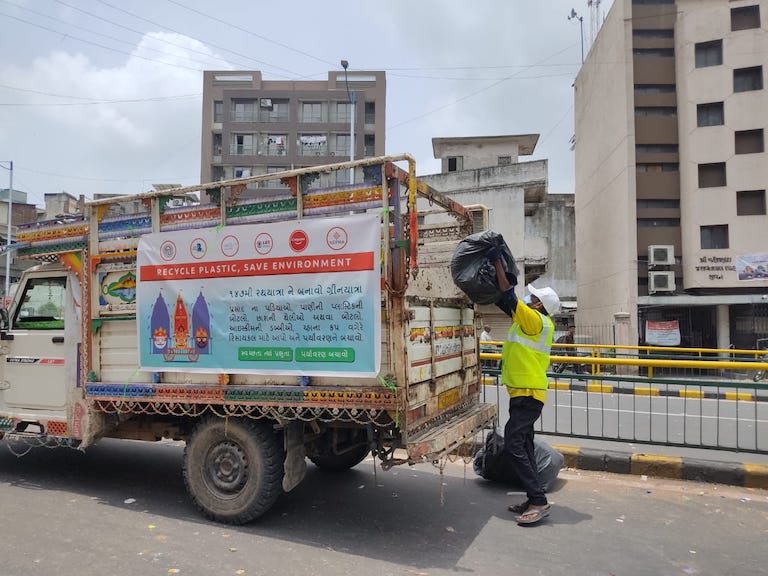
[{"left": 504, "top": 395, "right": 547, "bottom": 506}]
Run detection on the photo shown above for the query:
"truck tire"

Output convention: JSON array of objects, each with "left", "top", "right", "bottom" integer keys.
[
  {"left": 308, "top": 428, "right": 371, "bottom": 472},
  {"left": 183, "top": 417, "right": 284, "bottom": 524}
]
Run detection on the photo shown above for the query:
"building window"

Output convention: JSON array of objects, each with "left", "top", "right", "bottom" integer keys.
[
  {"left": 635, "top": 107, "right": 677, "bottom": 116},
  {"left": 633, "top": 48, "right": 675, "bottom": 57},
  {"left": 213, "top": 101, "right": 223, "bottom": 123},
  {"left": 632, "top": 29, "right": 674, "bottom": 39},
  {"left": 498, "top": 155, "right": 512, "bottom": 166},
  {"left": 263, "top": 166, "right": 289, "bottom": 189},
  {"left": 298, "top": 134, "right": 328, "bottom": 156},
  {"left": 637, "top": 218, "right": 680, "bottom": 227},
  {"left": 735, "top": 129, "right": 764, "bottom": 154},
  {"left": 364, "top": 134, "right": 375, "bottom": 156},
  {"left": 212, "top": 165, "right": 224, "bottom": 181},
  {"left": 697, "top": 102, "right": 724, "bottom": 127},
  {"left": 301, "top": 102, "right": 323, "bottom": 123},
  {"left": 700, "top": 225, "right": 729, "bottom": 249},
  {"left": 230, "top": 100, "right": 258, "bottom": 122},
  {"left": 637, "top": 199, "right": 680, "bottom": 209},
  {"left": 698, "top": 163, "right": 726, "bottom": 187},
  {"left": 447, "top": 156, "right": 463, "bottom": 172},
  {"left": 264, "top": 134, "right": 287, "bottom": 156},
  {"left": 636, "top": 144, "right": 678, "bottom": 154},
  {"left": 634, "top": 84, "right": 676, "bottom": 94},
  {"left": 734, "top": 66, "right": 763, "bottom": 92},
  {"left": 364, "top": 102, "right": 376, "bottom": 125},
  {"left": 335, "top": 102, "right": 352, "bottom": 123},
  {"left": 212, "top": 133, "right": 222, "bottom": 156},
  {"left": 230, "top": 133, "right": 255, "bottom": 155},
  {"left": 636, "top": 163, "right": 679, "bottom": 172},
  {"left": 737, "top": 190, "right": 766, "bottom": 216},
  {"left": 254, "top": 166, "right": 274, "bottom": 189},
  {"left": 695, "top": 40, "right": 723, "bottom": 68},
  {"left": 731, "top": 5, "right": 761, "bottom": 31},
  {"left": 258, "top": 99, "right": 289, "bottom": 122},
  {"left": 335, "top": 134, "right": 351, "bottom": 156}
]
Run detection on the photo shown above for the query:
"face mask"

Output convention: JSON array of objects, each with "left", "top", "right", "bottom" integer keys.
[{"left": 523, "top": 295, "right": 532, "bottom": 305}]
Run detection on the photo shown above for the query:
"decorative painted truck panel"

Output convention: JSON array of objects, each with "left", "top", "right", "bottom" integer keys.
[{"left": 0, "top": 155, "right": 496, "bottom": 523}]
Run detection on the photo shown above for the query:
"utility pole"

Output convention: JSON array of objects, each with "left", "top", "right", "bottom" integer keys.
[
  {"left": 1, "top": 160, "right": 12, "bottom": 297},
  {"left": 340, "top": 60, "right": 355, "bottom": 184}
]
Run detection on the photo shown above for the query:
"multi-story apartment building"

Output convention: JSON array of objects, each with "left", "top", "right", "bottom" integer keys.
[
  {"left": 200, "top": 70, "right": 385, "bottom": 191},
  {"left": 574, "top": 0, "right": 768, "bottom": 349}
]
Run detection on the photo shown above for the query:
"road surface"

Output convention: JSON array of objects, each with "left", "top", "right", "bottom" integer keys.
[{"left": 0, "top": 438, "right": 765, "bottom": 576}]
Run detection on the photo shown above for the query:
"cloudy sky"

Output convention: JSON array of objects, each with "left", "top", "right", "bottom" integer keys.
[{"left": 0, "top": 0, "right": 614, "bottom": 207}]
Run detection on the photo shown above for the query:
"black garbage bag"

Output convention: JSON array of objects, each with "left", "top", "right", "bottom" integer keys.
[
  {"left": 473, "top": 429, "right": 564, "bottom": 491},
  {"left": 450, "top": 231, "right": 518, "bottom": 305}
]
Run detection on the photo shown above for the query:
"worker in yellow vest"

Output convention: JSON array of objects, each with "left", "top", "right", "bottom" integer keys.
[{"left": 488, "top": 248, "right": 560, "bottom": 525}]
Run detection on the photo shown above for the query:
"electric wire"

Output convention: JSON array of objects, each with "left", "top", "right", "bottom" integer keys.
[
  {"left": 163, "top": 0, "right": 336, "bottom": 68},
  {"left": 1, "top": 0, "right": 242, "bottom": 71},
  {"left": 0, "top": 10, "right": 210, "bottom": 73},
  {"left": 0, "top": 83, "right": 199, "bottom": 103},
  {"left": 389, "top": 42, "right": 578, "bottom": 130},
  {"left": 89, "top": 0, "right": 299, "bottom": 78}
]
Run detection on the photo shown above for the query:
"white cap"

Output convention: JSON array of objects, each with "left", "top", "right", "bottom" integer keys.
[{"left": 526, "top": 283, "right": 561, "bottom": 316}]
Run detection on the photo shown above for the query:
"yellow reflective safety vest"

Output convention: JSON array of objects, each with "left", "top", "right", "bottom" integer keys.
[{"left": 501, "top": 313, "right": 554, "bottom": 392}]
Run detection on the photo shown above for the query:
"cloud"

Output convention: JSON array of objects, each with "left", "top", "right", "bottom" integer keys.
[{"left": 0, "top": 32, "right": 230, "bottom": 201}]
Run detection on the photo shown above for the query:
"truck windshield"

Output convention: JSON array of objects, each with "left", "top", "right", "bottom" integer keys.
[{"left": 13, "top": 276, "right": 67, "bottom": 330}]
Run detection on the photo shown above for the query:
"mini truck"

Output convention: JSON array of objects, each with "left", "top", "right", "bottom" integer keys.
[{"left": 0, "top": 154, "right": 496, "bottom": 524}]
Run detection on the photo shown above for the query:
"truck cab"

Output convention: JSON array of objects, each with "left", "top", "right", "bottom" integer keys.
[{"left": 0, "top": 263, "right": 78, "bottom": 432}]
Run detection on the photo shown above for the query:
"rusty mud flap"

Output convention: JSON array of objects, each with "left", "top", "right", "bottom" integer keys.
[{"left": 405, "top": 402, "right": 497, "bottom": 463}]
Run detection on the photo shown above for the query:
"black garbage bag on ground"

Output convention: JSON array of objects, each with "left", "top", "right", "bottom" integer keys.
[
  {"left": 473, "top": 429, "right": 564, "bottom": 491},
  {"left": 450, "top": 231, "right": 519, "bottom": 305}
]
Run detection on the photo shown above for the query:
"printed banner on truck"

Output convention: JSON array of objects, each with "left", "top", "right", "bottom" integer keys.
[{"left": 136, "top": 213, "right": 382, "bottom": 376}]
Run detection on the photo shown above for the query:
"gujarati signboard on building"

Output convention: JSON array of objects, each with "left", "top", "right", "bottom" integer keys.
[{"left": 645, "top": 320, "right": 681, "bottom": 346}]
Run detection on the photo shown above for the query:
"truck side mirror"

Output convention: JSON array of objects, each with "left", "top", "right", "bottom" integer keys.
[{"left": 0, "top": 308, "right": 8, "bottom": 331}]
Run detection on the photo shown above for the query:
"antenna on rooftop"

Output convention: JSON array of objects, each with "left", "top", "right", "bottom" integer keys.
[{"left": 587, "top": 0, "right": 602, "bottom": 47}]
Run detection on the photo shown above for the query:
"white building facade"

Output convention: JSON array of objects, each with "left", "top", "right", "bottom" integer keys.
[{"left": 422, "top": 135, "right": 576, "bottom": 337}]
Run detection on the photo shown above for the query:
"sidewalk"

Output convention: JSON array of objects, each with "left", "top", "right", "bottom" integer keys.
[{"left": 541, "top": 435, "right": 768, "bottom": 489}]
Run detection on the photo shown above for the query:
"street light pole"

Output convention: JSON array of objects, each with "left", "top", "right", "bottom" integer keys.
[
  {"left": 0, "top": 161, "right": 12, "bottom": 297},
  {"left": 340, "top": 60, "right": 355, "bottom": 184},
  {"left": 569, "top": 8, "right": 585, "bottom": 63}
]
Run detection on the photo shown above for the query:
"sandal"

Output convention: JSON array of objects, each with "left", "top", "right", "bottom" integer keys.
[
  {"left": 508, "top": 500, "right": 530, "bottom": 514},
  {"left": 515, "top": 504, "right": 551, "bottom": 525}
]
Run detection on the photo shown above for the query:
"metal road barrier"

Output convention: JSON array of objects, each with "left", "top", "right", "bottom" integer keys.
[{"left": 479, "top": 342, "right": 768, "bottom": 455}]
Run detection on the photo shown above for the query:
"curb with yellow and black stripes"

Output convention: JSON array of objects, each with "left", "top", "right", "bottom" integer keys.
[
  {"left": 548, "top": 379, "right": 766, "bottom": 402},
  {"left": 481, "top": 375, "right": 767, "bottom": 402},
  {"left": 551, "top": 444, "right": 768, "bottom": 489}
]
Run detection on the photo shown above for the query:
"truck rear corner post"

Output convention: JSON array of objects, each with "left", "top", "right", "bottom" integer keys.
[{"left": 0, "top": 155, "right": 496, "bottom": 523}]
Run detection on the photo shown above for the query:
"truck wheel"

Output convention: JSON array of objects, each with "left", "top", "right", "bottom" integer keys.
[
  {"left": 183, "top": 417, "right": 284, "bottom": 524},
  {"left": 308, "top": 428, "right": 371, "bottom": 472}
]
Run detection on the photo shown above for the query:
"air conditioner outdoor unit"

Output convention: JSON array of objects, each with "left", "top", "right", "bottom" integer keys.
[
  {"left": 649, "top": 271, "right": 676, "bottom": 294},
  {"left": 648, "top": 245, "right": 675, "bottom": 266}
]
